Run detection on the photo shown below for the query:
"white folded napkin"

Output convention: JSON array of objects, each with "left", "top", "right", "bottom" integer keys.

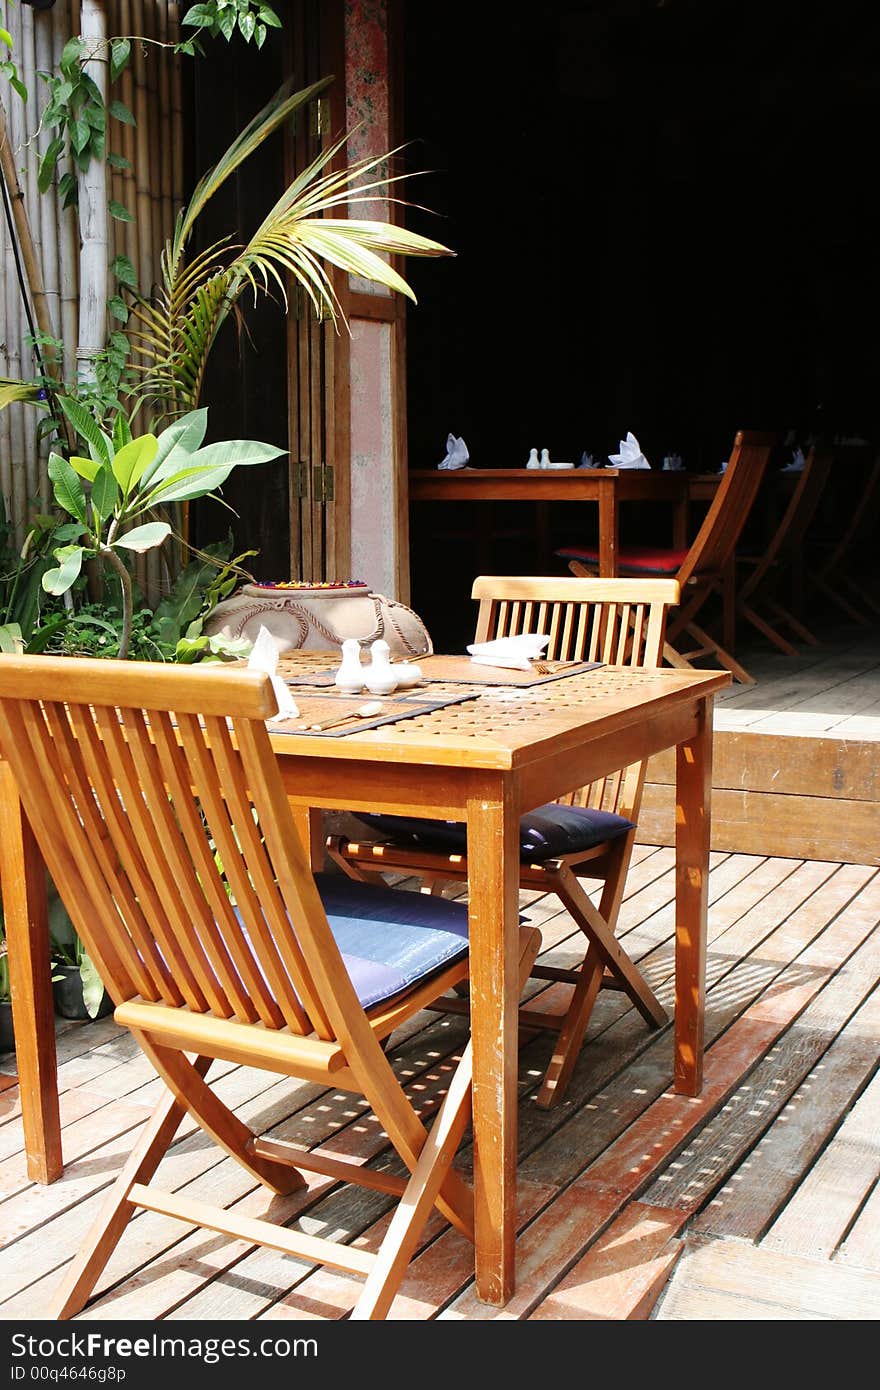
[
  {"left": 609, "top": 431, "right": 650, "bottom": 470},
  {"left": 782, "top": 447, "right": 806, "bottom": 473},
  {"left": 437, "top": 433, "right": 470, "bottom": 470},
  {"left": 467, "top": 633, "right": 550, "bottom": 671},
  {"left": 247, "top": 625, "right": 300, "bottom": 721}
]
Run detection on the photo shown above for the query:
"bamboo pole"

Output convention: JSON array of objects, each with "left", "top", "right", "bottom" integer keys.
[
  {"left": 76, "top": 0, "right": 109, "bottom": 385},
  {"left": 131, "top": 0, "right": 152, "bottom": 291},
  {"left": 54, "top": 4, "right": 80, "bottom": 385},
  {"left": 145, "top": 4, "right": 161, "bottom": 286},
  {"left": 6, "top": 0, "right": 27, "bottom": 542},
  {"left": 169, "top": 1, "right": 183, "bottom": 215}
]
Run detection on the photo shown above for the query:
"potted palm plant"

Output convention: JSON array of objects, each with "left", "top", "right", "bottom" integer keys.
[{"left": 48, "top": 888, "right": 112, "bottom": 1022}]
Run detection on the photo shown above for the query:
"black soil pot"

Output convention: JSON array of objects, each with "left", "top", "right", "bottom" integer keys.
[
  {"left": 0, "top": 1001, "right": 14, "bottom": 1055},
  {"left": 52, "top": 963, "right": 113, "bottom": 1021}
]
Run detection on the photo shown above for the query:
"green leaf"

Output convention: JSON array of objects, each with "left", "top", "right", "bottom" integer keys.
[
  {"left": 141, "top": 409, "right": 209, "bottom": 484},
  {"left": 185, "top": 439, "right": 286, "bottom": 472},
  {"left": 111, "top": 435, "right": 158, "bottom": 495},
  {"left": 108, "top": 295, "right": 129, "bottom": 323},
  {"left": 10, "top": 74, "right": 28, "bottom": 104},
  {"left": 68, "top": 455, "right": 100, "bottom": 483},
  {"left": 37, "top": 137, "right": 63, "bottom": 193},
  {"left": 106, "top": 150, "right": 131, "bottom": 171},
  {"left": 145, "top": 465, "right": 234, "bottom": 507},
  {"left": 113, "top": 521, "right": 172, "bottom": 553},
  {"left": 60, "top": 37, "right": 85, "bottom": 73},
  {"left": 108, "top": 200, "right": 134, "bottom": 223},
  {"left": 239, "top": 12, "right": 256, "bottom": 41},
  {"left": 58, "top": 397, "right": 111, "bottom": 467},
  {"left": 0, "top": 624, "right": 24, "bottom": 655},
  {"left": 78, "top": 953, "right": 106, "bottom": 1019},
  {"left": 112, "top": 414, "right": 133, "bottom": 452},
  {"left": 58, "top": 172, "right": 77, "bottom": 208},
  {"left": 71, "top": 117, "right": 91, "bottom": 155},
  {"left": 91, "top": 464, "right": 119, "bottom": 521},
  {"left": 110, "top": 38, "right": 131, "bottom": 81},
  {"left": 47, "top": 454, "right": 88, "bottom": 527},
  {"left": 111, "top": 254, "right": 137, "bottom": 289},
  {"left": 259, "top": 5, "right": 282, "bottom": 27},
  {"left": 42, "top": 546, "right": 86, "bottom": 597},
  {"left": 84, "top": 103, "right": 106, "bottom": 132},
  {"left": 254, "top": 24, "right": 266, "bottom": 48},
  {"left": 108, "top": 99, "right": 135, "bottom": 126},
  {"left": 0, "top": 27, "right": 13, "bottom": 51},
  {"left": 218, "top": 8, "right": 236, "bottom": 40}
]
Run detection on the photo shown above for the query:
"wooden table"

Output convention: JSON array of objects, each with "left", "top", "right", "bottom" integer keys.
[
  {"left": 409, "top": 468, "right": 691, "bottom": 575},
  {"left": 0, "top": 658, "right": 729, "bottom": 1307}
]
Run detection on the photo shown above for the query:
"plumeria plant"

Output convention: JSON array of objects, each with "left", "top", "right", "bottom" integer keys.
[{"left": 43, "top": 399, "right": 284, "bottom": 658}]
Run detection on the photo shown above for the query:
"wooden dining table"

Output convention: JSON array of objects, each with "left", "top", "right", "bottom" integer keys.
[
  {"left": 0, "top": 653, "right": 729, "bottom": 1308},
  {"left": 408, "top": 467, "right": 693, "bottom": 575}
]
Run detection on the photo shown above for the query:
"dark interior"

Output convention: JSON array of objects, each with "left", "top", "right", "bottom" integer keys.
[{"left": 404, "top": 0, "right": 880, "bottom": 645}]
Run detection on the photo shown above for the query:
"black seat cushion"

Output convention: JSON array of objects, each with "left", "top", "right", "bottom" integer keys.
[{"left": 357, "top": 802, "right": 634, "bottom": 863}]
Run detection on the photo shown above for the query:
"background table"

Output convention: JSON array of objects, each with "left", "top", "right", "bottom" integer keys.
[{"left": 409, "top": 468, "right": 691, "bottom": 575}]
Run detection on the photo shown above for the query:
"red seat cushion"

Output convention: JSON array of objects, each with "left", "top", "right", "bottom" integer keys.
[{"left": 556, "top": 545, "right": 688, "bottom": 574}]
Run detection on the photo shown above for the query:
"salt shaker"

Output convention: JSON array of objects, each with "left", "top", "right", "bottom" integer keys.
[
  {"left": 364, "top": 639, "right": 399, "bottom": 695},
  {"left": 540, "top": 448, "right": 550, "bottom": 469},
  {"left": 334, "top": 638, "right": 365, "bottom": 694},
  {"left": 526, "top": 447, "right": 540, "bottom": 470}
]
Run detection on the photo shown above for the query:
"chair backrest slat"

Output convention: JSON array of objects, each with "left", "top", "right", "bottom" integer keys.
[
  {"left": 678, "top": 429, "right": 777, "bottom": 586},
  {"left": 0, "top": 657, "right": 370, "bottom": 1047},
  {"left": 471, "top": 577, "right": 679, "bottom": 819},
  {"left": 739, "top": 444, "right": 833, "bottom": 601}
]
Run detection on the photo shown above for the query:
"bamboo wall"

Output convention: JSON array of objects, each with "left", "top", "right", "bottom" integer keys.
[{"left": 0, "top": 0, "right": 183, "bottom": 598}]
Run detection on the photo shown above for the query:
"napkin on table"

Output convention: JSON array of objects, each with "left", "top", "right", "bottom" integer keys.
[
  {"left": 437, "top": 433, "right": 470, "bottom": 470},
  {"left": 608, "top": 431, "right": 650, "bottom": 469},
  {"left": 782, "top": 447, "right": 806, "bottom": 473},
  {"left": 466, "top": 633, "right": 551, "bottom": 671},
  {"left": 247, "top": 625, "right": 300, "bottom": 721}
]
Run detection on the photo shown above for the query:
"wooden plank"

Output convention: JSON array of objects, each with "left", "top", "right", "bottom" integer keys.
[
  {"left": 647, "top": 729, "right": 880, "bottom": 800},
  {"left": 646, "top": 904, "right": 880, "bottom": 1218},
  {"left": 655, "top": 1237, "right": 880, "bottom": 1320},
  {"left": 836, "top": 1174, "right": 880, "bottom": 1272},
  {"left": 528, "top": 1202, "right": 686, "bottom": 1320},
  {"left": 691, "top": 1032, "right": 880, "bottom": 1241},
  {"left": 639, "top": 784, "right": 880, "bottom": 865},
  {"left": 761, "top": 1062, "right": 880, "bottom": 1260}
]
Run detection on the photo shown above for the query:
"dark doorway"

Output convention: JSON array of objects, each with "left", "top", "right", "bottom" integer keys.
[{"left": 402, "top": 0, "right": 880, "bottom": 642}]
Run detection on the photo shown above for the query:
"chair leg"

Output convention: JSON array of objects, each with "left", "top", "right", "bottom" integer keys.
[
  {"left": 766, "top": 599, "right": 820, "bottom": 646},
  {"left": 352, "top": 923, "right": 542, "bottom": 1317},
  {"left": 554, "top": 868, "right": 666, "bottom": 1028},
  {"left": 51, "top": 1056, "right": 213, "bottom": 1319},
  {"left": 136, "top": 1035, "right": 307, "bottom": 1196},
  {"left": 352, "top": 1038, "right": 475, "bottom": 1319},
  {"left": 325, "top": 836, "right": 389, "bottom": 887},
  {"left": 738, "top": 600, "right": 800, "bottom": 656},
  {"left": 535, "top": 952, "right": 604, "bottom": 1109},
  {"left": 682, "top": 619, "right": 756, "bottom": 684}
]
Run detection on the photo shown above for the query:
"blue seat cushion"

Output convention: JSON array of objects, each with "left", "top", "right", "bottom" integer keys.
[
  {"left": 357, "top": 803, "right": 635, "bottom": 863},
  {"left": 314, "top": 872, "right": 469, "bottom": 1011}
]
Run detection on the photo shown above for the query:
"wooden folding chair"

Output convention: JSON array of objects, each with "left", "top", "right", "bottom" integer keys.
[
  {"left": 558, "top": 430, "right": 778, "bottom": 683},
  {"left": 735, "top": 444, "right": 833, "bottom": 654},
  {"left": 328, "top": 575, "right": 678, "bottom": 1109},
  {"left": 0, "top": 655, "right": 540, "bottom": 1321},
  {"left": 806, "top": 449, "right": 880, "bottom": 623}
]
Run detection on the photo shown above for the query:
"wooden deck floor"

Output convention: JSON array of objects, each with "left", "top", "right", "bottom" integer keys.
[{"left": 1, "top": 847, "right": 878, "bottom": 1322}]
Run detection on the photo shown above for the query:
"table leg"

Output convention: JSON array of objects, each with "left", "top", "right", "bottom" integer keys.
[
  {"left": 597, "top": 477, "right": 618, "bottom": 576},
  {"left": 0, "top": 762, "right": 62, "bottom": 1182},
  {"left": 673, "top": 697, "right": 712, "bottom": 1096},
  {"left": 467, "top": 777, "right": 520, "bottom": 1305},
  {"left": 289, "top": 803, "right": 325, "bottom": 871}
]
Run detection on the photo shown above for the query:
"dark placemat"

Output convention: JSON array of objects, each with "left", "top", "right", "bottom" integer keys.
[
  {"left": 414, "top": 655, "right": 604, "bottom": 686},
  {"left": 267, "top": 689, "right": 479, "bottom": 737}
]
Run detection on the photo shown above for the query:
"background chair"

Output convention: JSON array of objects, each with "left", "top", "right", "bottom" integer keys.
[
  {"left": 329, "top": 575, "right": 679, "bottom": 1109},
  {"left": 0, "top": 655, "right": 540, "bottom": 1321},
  {"left": 557, "top": 430, "right": 778, "bottom": 683},
  {"left": 735, "top": 444, "right": 833, "bottom": 654}
]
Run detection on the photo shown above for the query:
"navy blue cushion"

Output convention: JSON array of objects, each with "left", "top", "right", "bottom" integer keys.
[
  {"left": 357, "top": 803, "right": 634, "bottom": 863},
  {"left": 314, "top": 872, "right": 468, "bottom": 1010}
]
